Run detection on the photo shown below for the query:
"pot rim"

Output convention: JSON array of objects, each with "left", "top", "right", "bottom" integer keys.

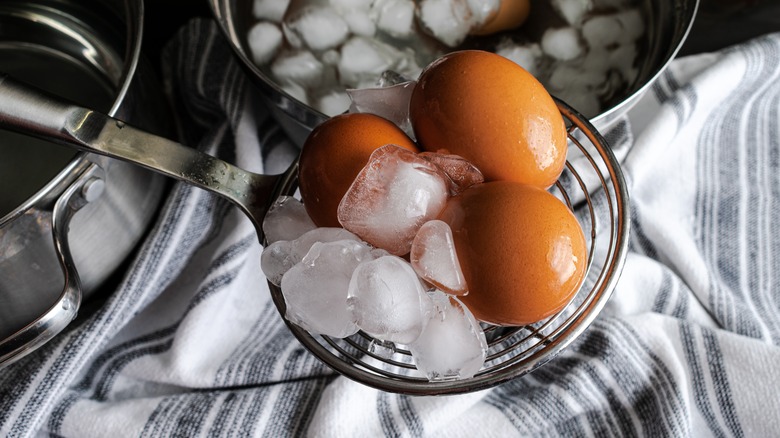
[
  {"left": 208, "top": 0, "right": 699, "bottom": 136},
  {"left": 0, "top": 0, "right": 145, "bottom": 227}
]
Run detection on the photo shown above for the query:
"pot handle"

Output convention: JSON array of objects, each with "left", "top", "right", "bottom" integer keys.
[{"left": 0, "top": 164, "right": 104, "bottom": 367}]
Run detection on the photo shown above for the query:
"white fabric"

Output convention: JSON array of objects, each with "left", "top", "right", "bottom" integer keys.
[{"left": 1, "top": 19, "right": 779, "bottom": 437}]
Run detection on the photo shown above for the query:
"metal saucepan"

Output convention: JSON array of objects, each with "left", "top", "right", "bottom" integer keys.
[
  {"left": 0, "top": 0, "right": 170, "bottom": 367},
  {"left": 208, "top": 0, "right": 698, "bottom": 145}
]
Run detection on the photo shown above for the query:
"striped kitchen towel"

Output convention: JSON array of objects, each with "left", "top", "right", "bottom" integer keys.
[{"left": 1, "top": 18, "right": 779, "bottom": 437}]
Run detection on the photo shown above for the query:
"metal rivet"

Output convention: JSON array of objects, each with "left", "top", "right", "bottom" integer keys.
[{"left": 81, "top": 178, "right": 105, "bottom": 203}]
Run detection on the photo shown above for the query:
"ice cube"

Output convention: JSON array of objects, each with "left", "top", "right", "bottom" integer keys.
[
  {"left": 321, "top": 49, "right": 341, "bottom": 65},
  {"left": 410, "top": 220, "right": 468, "bottom": 295},
  {"left": 338, "top": 144, "right": 450, "bottom": 255},
  {"left": 262, "top": 196, "right": 317, "bottom": 244},
  {"left": 369, "top": 339, "right": 397, "bottom": 358},
  {"left": 292, "top": 227, "right": 363, "bottom": 258},
  {"left": 495, "top": 40, "right": 543, "bottom": 77},
  {"left": 551, "top": 0, "right": 592, "bottom": 26},
  {"left": 284, "top": 5, "right": 350, "bottom": 51},
  {"left": 418, "top": 0, "right": 472, "bottom": 47},
  {"left": 548, "top": 63, "right": 604, "bottom": 91},
  {"left": 281, "top": 82, "right": 309, "bottom": 105},
  {"left": 261, "top": 240, "right": 296, "bottom": 286},
  {"left": 466, "top": 0, "right": 500, "bottom": 27},
  {"left": 418, "top": 151, "right": 484, "bottom": 195},
  {"left": 247, "top": 21, "right": 283, "bottom": 65},
  {"left": 373, "top": 0, "right": 416, "bottom": 38},
  {"left": 347, "top": 81, "right": 416, "bottom": 137},
  {"left": 581, "top": 15, "right": 623, "bottom": 49},
  {"left": 330, "top": 0, "right": 374, "bottom": 11},
  {"left": 541, "top": 27, "right": 584, "bottom": 61},
  {"left": 338, "top": 37, "right": 414, "bottom": 88},
  {"left": 271, "top": 50, "right": 325, "bottom": 88},
  {"left": 281, "top": 240, "right": 374, "bottom": 337},
  {"left": 261, "top": 227, "right": 363, "bottom": 285},
  {"left": 341, "top": 9, "right": 377, "bottom": 37},
  {"left": 254, "top": 0, "right": 290, "bottom": 22},
  {"left": 610, "top": 43, "right": 638, "bottom": 83},
  {"left": 614, "top": 9, "right": 645, "bottom": 43},
  {"left": 376, "top": 70, "right": 413, "bottom": 87},
  {"left": 409, "top": 291, "right": 487, "bottom": 381},
  {"left": 314, "top": 89, "right": 351, "bottom": 116},
  {"left": 347, "top": 255, "right": 434, "bottom": 344}
]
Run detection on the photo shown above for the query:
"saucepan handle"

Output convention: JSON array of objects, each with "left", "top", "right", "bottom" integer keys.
[
  {"left": 0, "top": 164, "right": 104, "bottom": 367},
  {"left": 0, "top": 73, "right": 283, "bottom": 230}
]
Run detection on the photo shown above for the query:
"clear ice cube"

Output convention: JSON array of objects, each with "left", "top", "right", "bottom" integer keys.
[
  {"left": 330, "top": 0, "right": 374, "bottom": 11},
  {"left": 281, "top": 239, "right": 373, "bottom": 337},
  {"left": 314, "top": 89, "right": 351, "bottom": 116},
  {"left": 495, "top": 40, "right": 543, "bottom": 77},
  {"left": 418, "top": 151, "right": 484, "bottom": 195},
  {"left": 253, "top": 0, "right": 290, "bottom": 22},
  {"left": 262, "top": 196, "right": 317, "bottom": 244},
  {"left": 418, "top": 0, "right": 472, "bottom": 47},
  {"left": 581, "top": 15, "right": 623, "bottom": 49},
  {"left": 247, "top": 22, "right": 284, "bottom": 65},
  {"left": 338, "top": 37, "right": 417, "bottom": 88},
  {"left": 260, "top": 227, "right": 362, "bottom": 286},
  {"left": 338, "top": 144, "right": 450, "bottom": 255},
  {"left": 551, "top": 0, "right": 592, "bottom": 26},
  {"left": 466, "top": 0, "right": 500, "bottom": 26},
  {"left": 373, "top": 0, "right": 416, "bottom": 39},
  {"left": 261, "top": 240, "right": 296, "bottom": 286},
  {"left": 347, "top": 81, "right": 416, "bottom": 138},
  {"left": 410, "top": 220, "right": 468, "bottom": 296},
  {"left": 541, "top": 27, "right": 584, "bottom": 61},
  {"left": 283, "top": 5, "right": 350, "bottom": 51},
  {"left": 341, "top": 9, "right": 377, "bottom": 37},
  {"left": 409, "top": 291, "right": 487, "bottom": 381},
  {"left": 271, "top": 50, "right": 325, "bottom": 88},
  {"left": 347, "top": 255, "right": 434, "bottom": 344},
  {"left": 614, "top": 9, "right": 645, "bottom": 43}
]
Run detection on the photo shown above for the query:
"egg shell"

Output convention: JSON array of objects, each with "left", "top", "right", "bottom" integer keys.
[
  {"left": 298, "top": 112, "right": 418, "bottom": 227},
  {"left": 409, "top": 50, "right": 567, "bottom": 189},
  {"left": 438, "top": 181, "right": 588, "bottom": 326}
]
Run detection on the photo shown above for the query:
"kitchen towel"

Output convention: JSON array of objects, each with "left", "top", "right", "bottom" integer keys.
[{"left": 1, "top": 18, "right": 779, "bottom": 437}]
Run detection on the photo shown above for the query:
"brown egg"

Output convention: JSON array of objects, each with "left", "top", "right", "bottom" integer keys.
[
  {"left": 409, "top": 50, "right": 567, "bottom": 189},
  {"left": 438, "top": 181, "right": 588, "bottom": 326},
  {"left": 298, "top": 113, "right": 418, "bottom": 227},
  {"left": 471, "top": 0, "right": 531, "bottom": 36}
]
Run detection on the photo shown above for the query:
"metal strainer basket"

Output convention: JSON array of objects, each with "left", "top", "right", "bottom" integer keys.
[
  {"left": 0, "top": 72, "right": 629, "bottom": 391},
  {"left": 267, "top": 99, "right": 631, "bottom": 396}
]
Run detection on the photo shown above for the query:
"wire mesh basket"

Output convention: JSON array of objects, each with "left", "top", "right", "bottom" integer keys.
[{"left": 267, "top": 99, "right": 631, "bottom": 395}]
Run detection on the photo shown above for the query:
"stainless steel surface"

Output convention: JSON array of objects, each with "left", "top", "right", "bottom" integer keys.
[
  {"left": 0, "top": 76, "right": 628, "bottom": 395},
  {"left": 267, "top": 99, "right": 630, "bottom": 395},
  {"left": 0, "top": 0, "right": 167, "bottom": 367},
  {"left": 0, "top": 164, "right": 103, "bottom": 365},
  {"left": 591, "top": 0, "right": 699, "bottom": 130},
  {"left": 0, "top": 74, "right": 291, "bottom": 243},
  {"left": 208, "top": 0, "right": 699, "bottom": 141}
]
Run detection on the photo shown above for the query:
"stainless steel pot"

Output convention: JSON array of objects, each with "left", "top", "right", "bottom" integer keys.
[
  {"left": 0, "top": 0, "right": 169, "bottom": 366},
  {"left": 208, "top": 0, "right": 698, "bottom": 143}
]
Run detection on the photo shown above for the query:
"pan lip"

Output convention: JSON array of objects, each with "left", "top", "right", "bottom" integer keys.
[
  {"left": 0, "top": 0, "right": 143, "bottom": 225},
  {"left": 209, "top": 0, "right": 700, "bottom": 136},
  {"left": 591, "top": 0, "right": 700, "bottom": 127}
]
